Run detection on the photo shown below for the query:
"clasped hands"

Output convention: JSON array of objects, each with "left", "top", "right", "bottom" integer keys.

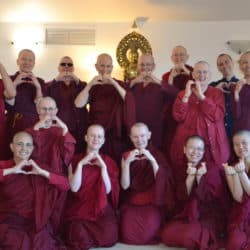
[
  {"left": 187, "top": 162, "right": 207, "bottom": 177},
  {"left": 183, "top": 80, "right": 205, "bottom": 101},
  {"left": 223, "top": 160, "right": 246, "bottom": 175}
]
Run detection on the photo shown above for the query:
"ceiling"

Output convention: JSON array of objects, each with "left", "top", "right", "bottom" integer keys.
[{"left": 1, "top": 0, "right": 250, "bottom": 23}]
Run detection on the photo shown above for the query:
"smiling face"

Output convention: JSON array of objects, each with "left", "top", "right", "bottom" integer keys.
[
  {"left": 58, "top": 56, "right": 74, "bottom": 73},
  {"left": 37, "top": 97, "right": 58, "bottom": 127},
  {"left": 184, "top": 137, "right": 205, "bottom": 164},
  {"left": 85, "top": 125, "right": 105, "bottom": 152},
  {"left": 171, "top": 46, "right": 189, "bottom": 66},
  {"left": 192, "top": 61, "right": 211, "bottom": 91},
  {"left": 233, "top": 132, "right": 250, "bottom": 160},
  {"left": 10, "top": 132, "right": 34, "bottom": 162},
  {"left": 130, "top": 123, "right": 151, "bottom": 150},
  {"left": 239, "top": 52, "right": 250, "bottom": 78},
  {"left": 137, "top": 54, "right": 155, "bottom": 73},
  {"left": 95, "top": 54, "right": 113, "bottom": 75},
  {"left": 17, "top": 49, "right": 35, "bottom": 73},
  {"left": 217, "top": 54, "right": 234, "bottom": 78}
]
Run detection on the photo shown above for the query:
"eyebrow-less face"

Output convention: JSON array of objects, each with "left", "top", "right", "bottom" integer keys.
[
  {"left": 85, "top": 125, "right": 105, "bottom": 151},
  {"left": 192, "top": 62, "right": 211, "bottom": 90},
  {"left": 130, "top": 124, "right": 151, "bottom": 150},
  {"left": 239, "top": 52, "right": 250, "bottom": 77},
  {"left": 11, "top": 132, "right": 34, "bottom": 161},
  {"left": 233, "top": 133, "right": 250, "bottom": 159},
  {"left": 184, "top": 138, "right": 205, "bottom": 164},
  {"left": 17, "top": 50, "right": 35, "bottom": 73},
  {"left": 137, "top": 54, "right": 155, "bottom": 73},
  {"left": 171, "top": 46, "right": 189, "bottom": 65},
  {"left": 95, "top": 54, "right": 113, "bottom": 75}
]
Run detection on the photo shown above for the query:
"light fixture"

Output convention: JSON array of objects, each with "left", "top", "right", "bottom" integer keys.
[
  {"left": 227, "top": 40, "right": 250, "bottom": 54},
  {"left": 131, "top": 16, "right": 149, "bottom": 29}
]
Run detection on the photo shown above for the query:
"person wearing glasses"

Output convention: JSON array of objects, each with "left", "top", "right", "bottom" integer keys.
[
  {"left": 26, "top": 97, "right": 75, "bottom": 238},
  {"left": 46, "top": 56, "right": 88, "bottom": 153},
  {"left": 0, "top": 131, "right": 70, "bottom": 249},
  {"left": 161, "top": 46, "right": 193, "bottom": 163},
  {"left": 170, "top": 61, "right": 230, "bottom": 166},
  {"left": 27, "top": 96, "right": 75, "bottom": 170},
  {"left": 129, "top": 54, "right": 166, "bottom": 150},
  {"left": 162, "top": 135, "right": 229, "bottom": 250}
]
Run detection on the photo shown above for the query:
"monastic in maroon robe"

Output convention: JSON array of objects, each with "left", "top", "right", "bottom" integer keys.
[
  {"left": 26, "top": 127, "right": 75, "bottom": 232},
  {"left": 225, "top": 160, "right": 250, "bottom": 250},
  {"left": 161, "top": 65, "right": 193, "bottom": 162},
  {"left": 46, "top": 80, "right": 88, "bottom": 153},
  {"left": 162, "top": 161, "right": 229, "bottom": 250},
  {"left": 65, "top": 153, "right": 119, "bottom": 250},
  {"left": 119, "top": 146, "right": 174, "bottom": 245},
  {"left": 26, "top": 127, "right": 75, "bottom": 173},
  {"left": 130, "top": 82, "right": 167, "bottom": 149},
  {"left": 0, "top": 80, "right": 7, "bottom": 160},
  {"left": 230, "top": 84, "right": 250, "bottom": 134},
  {"left": 0, "top": 159, "right": 69, "bottom": 250},
  {"left": 88, "top": 81, "right": 135, "bottom": 162},
  {"left": 171, "top": 86, "right": 230, "bottom": 166},
  {"left": 6, "top": 72, "right": 46, "bottom": 135}
]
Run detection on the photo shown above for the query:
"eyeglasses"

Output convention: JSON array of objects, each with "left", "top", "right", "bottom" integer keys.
[
  {"left": 40, "top": 107, "right": 56, "bottom": 112},
  {"left": 60, "top": 62, "right": 73, "bottom": 67},
  {"left": 14, "top": 142, "right": 33, "bottom": 148}
]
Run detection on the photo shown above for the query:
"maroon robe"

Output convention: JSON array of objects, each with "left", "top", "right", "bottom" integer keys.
[
  {"left": 26, "top": 127, "right": 75, "bottom": 173},
  {"left": 230, "top": 84, "right": 250, "bottom": 134},
  {"left": 226, "top": 161, "right": 250, "bottom": 250},
  {"left": 130, "top": 82, "right": 167, "bottom": 149},
  {"left": 26, "top": 127, "right": 75, "bottom": 232},
  {"left": 119, "top": 146, "right": 174, "bottom": 245},
  {"left": 46, "top": 79, "right": 88, "bottom": 153},
  {"left": 6, "top": 72, "right": 46, "bottom": 135},
  {"left": 0, "top": 80, "right": 7, "bottom": 160},
  {"left": 88, "top": 80, "right": 135, "bottom": 162},
  {"left": 171, "top": 86, "right": 230, "bottom": 166},
  {"left": 65, "top": 153, "right": 119, "bottom": 250},
  {"left": 162, "top": 161, "right": 229, "bottom": 250},
  {"left": 0, "top": 159, "right": 69, "bottom": 250},
  {"left": 161, "top": 65, "right": 193, "bottom": 162}
]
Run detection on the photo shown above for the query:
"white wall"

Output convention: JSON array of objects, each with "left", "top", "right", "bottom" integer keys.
[{"left": 0, "top": 21, "right": 249, "bottom": 82}]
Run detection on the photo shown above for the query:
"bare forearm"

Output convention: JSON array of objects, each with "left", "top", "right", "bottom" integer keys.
[
  {"left": 185, "top": 175, "right": 196, "bottom": 196},
  {"left": 0, "top": 63, "right": 16, "bottom": 98},
  {"left": 121, "top": 160, "right": 130, "bottom": 190},
  {"left": 101, "top": 167, "right": 111, "bottom": 194},
  {"left": 75, "top": 84, "right": 91, "bottom": 107},
  {"left": 238, "top": 172, "right": 250, "bottom": 196},
  {"left": 69, "top": 164, "right": 83, "bottom": 192}
]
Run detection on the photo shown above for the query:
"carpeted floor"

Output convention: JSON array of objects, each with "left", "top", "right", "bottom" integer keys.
[{"left": 92, "top": 243, "right": 185, "bottom": 249}]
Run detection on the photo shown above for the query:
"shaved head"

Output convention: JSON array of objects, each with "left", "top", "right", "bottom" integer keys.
[
  {"left": 12, "top": 131, "right": 33, "bottom": 144},
  {"left": 96, "top": 53, "right": 113, "bottom": 64}
]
